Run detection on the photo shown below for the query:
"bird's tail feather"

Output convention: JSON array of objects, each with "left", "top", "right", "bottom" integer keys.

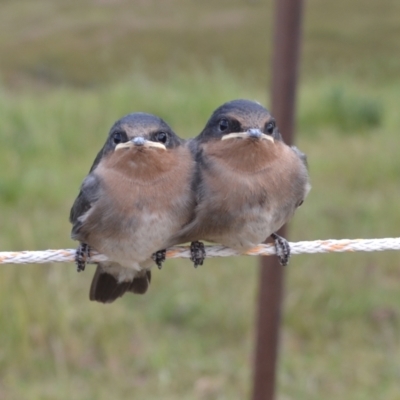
[
  {"left": 128, "top": 270, "right": 151, "bottom": 295},
  {"left": 89, "top": 266, "right": 151, "bottom": 303}
]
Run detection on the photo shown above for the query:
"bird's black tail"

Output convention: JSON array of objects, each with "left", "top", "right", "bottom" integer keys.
[{"left": 89, "top": 266, "right": 151, "bottom": 303}]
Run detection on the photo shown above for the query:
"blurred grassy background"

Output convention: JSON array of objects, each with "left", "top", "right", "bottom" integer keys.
[{"left": 0, "top": 0, "right": 400, "bottom": 399}]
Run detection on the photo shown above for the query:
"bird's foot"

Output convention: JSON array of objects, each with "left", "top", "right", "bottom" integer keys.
[
  {"left": 75, "top": 243, "right": 91, "bottom": 272},
  {"left": 152, "top": 249, "right": 166, "bottom": 270},
  {"left": 271, "top": 233, "right": 291, "bottom": 266},
  {"left": 190, "top": 241, "right": 206, "bottom": 268}
]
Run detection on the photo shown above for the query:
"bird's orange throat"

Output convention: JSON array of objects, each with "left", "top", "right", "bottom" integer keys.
[
  {"left": 100, "top": 147, "right": 179, "bottom": 183},
  {"left": 203, "top": 138, "right": 280, "bottom": 174}
]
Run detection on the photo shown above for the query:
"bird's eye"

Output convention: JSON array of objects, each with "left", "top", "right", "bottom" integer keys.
[
  {"left": 113, "top": 131, "right": 123, "bottom": 145},
  {"left": 265, "top": 121, "right": 276, "bottom": 135},
  {"left": 154, "top": 131, "right": 168, "bottom": 144},
  {"left": 219, "top": 118, "right": 229, "bottom": 132}
]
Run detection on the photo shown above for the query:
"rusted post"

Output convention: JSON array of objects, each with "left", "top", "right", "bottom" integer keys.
[{"left": 251, "top": 1, "right": 304, "bottom": 400}]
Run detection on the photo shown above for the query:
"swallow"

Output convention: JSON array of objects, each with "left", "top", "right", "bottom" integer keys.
[
  {"left": 69, "top": 113, "right": 195, "bottom": 303},
  {"left": 176, "top": 99, "right": 311, "bottom": 266}
]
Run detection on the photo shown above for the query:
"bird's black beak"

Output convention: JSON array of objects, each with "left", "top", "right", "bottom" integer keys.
[
  {"left": 221, "top": 129, "right": 274, "bottom": 143},
  {"left": 247, "top": 128, "right": 263, "bottom": 139},
  {"left": 115, "top": 137, "right": 166, "bottom": 151}
]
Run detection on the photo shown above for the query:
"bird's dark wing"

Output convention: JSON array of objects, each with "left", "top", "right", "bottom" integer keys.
[
  {"left": 291, "top": 146, "right": 308, "bottom": 168},
  {"left": 69, "top": 173, "right": 102, "bottom": 237},
  {"left": 70, "top": 138, "right": 114, "bottom": 226}
]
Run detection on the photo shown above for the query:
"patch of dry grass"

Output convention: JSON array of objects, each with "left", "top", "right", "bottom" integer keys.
[{"left": 1, "top": 0, "right": 400, "bottom": 88}]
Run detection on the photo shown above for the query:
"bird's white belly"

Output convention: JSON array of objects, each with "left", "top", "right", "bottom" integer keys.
[
  {"left": 218, "top": 207, "right": 289, "bottom": 252},
  {"left": 93, "top": 212, "right": 173, "bottom": 270}
]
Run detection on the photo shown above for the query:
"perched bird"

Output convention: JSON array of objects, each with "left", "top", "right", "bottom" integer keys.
[
  {"left": 70, "top": 113, "right": 195, "bottom": 303},
  {"left": 175, "top": 99, "right": 311, "bottom": 266}
]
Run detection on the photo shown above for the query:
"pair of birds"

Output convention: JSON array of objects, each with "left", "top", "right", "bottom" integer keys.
[{"left": 70, "top": 99, "right": 311, "bottom": 304}]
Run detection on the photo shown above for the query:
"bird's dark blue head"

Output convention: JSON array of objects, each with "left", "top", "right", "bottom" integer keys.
[
  {"left": 108, "top": 113, "right": 182, "bottom": 150},
  {"left": 89, "top": 112, "right": 182, "bottom": 172},
  {"left": 196, "top": 99, "right": 282, "bottom": 143}
]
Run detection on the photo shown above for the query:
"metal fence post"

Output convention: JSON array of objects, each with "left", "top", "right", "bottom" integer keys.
[{"left": 251, "top": 1, "right": 304, "bottom": 399}]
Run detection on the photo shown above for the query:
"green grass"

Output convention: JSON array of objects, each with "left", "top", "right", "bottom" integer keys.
[
  {"left": 1, "top": 72, "right": 400, "bottom": 399},
  {"left": 1, "top": 0, "right": 400, "bottom": 398},
  {"left": 1, "top": 0, "right": 400, "bottom": 88}
]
